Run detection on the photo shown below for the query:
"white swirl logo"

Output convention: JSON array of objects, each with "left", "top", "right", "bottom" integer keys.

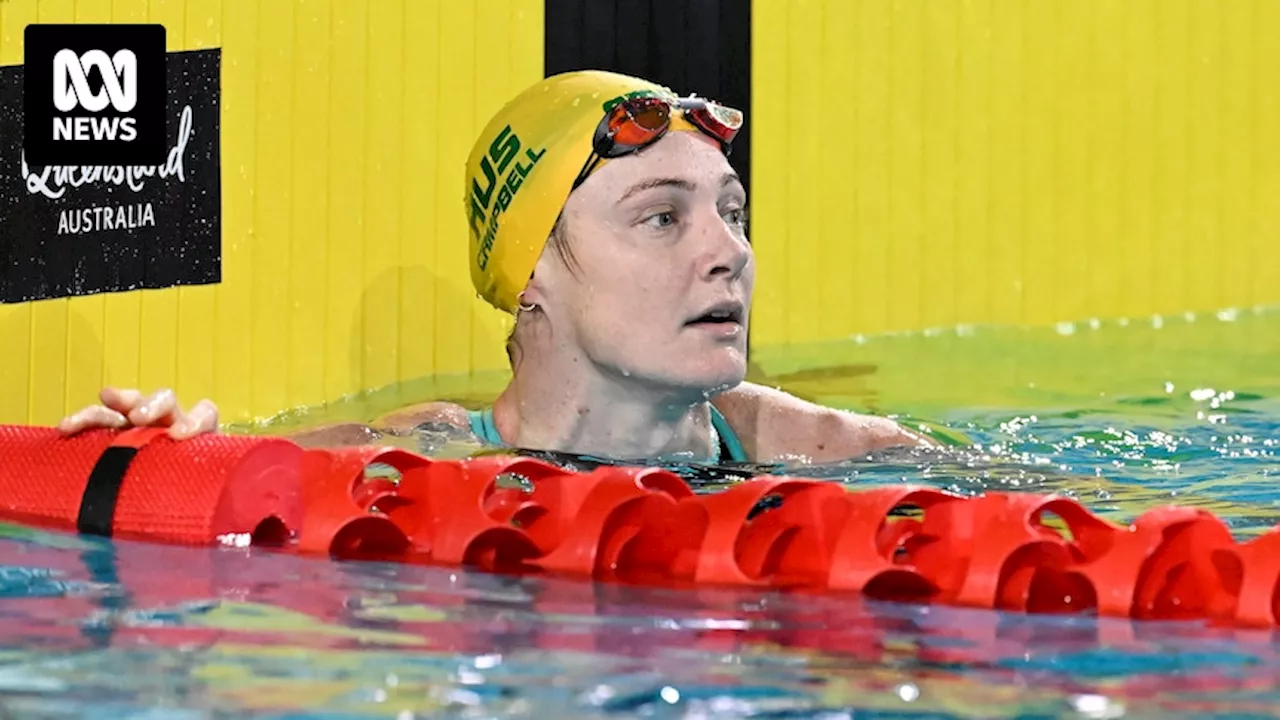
[{"left": 52, "top": 48, "right": 137, "bottom": 113}]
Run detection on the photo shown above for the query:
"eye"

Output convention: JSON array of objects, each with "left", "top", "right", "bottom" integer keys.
[
  {"left": 643, "top": 210, "right": 677, "bottom": 229},
  {"left": 722, "top": 206, "right": 748, "bottom": 228}
]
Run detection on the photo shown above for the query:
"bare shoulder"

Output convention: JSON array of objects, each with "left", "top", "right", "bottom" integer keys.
[
  {"left": 712, "top": 382, "right": 932, "bottom": 463},
  {"left": 374, "top": 401, "right": 473, "bottom": 434}
]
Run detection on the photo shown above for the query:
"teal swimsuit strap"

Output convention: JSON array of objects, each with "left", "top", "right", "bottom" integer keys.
[
  {"left": 467, "top": 405, "right": 749, "bottom": 463},
  {"left": 468, "top": 408, "right": 504, "bottom": 446},
  {"left": 709, "top": 405, "right": 749, "bottom": 463}
]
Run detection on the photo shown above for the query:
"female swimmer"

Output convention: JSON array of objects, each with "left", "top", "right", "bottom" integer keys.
[{"left": 59, "top": 70, "right": 933, "bottom": 464}]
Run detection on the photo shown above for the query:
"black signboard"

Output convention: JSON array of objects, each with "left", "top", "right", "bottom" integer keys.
[{"left": 0, "top": 48, "right": 222, "bottom": 304}]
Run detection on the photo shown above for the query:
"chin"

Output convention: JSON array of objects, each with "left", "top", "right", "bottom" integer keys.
[
  {"left": 681, "top": 357, "right": 748, "bottom": 395},
  {"left": 618, "top": 344, "right": 747, "bottom": 395}
]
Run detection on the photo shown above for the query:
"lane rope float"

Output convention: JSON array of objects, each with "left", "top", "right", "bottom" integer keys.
[{"left": 1, "top": 424, "right": 1276, "bottom": 628}]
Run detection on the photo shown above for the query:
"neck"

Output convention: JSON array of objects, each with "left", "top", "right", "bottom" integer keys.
[{"left": 493, "top": 345, "right": 717, "bottom": 461}]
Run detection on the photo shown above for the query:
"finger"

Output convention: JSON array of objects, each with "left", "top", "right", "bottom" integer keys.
[
  {"left": 57, "top": 406, "right": 129, "bottom": 435},
  {"left": 127, "top": 388, "right": 180, "bottom": 428},
  {"left": 99, "top": 387, "right": 144, "bottom": 416},
  {"left": 168, "top": 399, "right": 219, "bottom": 439}
]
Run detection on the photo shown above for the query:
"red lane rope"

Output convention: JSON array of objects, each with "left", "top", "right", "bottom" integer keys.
[{"left": 0, "top": 424, "right": 1275, "bottom": 627}]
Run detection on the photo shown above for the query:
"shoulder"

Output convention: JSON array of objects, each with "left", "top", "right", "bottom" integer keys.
[
  {"left": 712, "top": 382, "right": 933, "bottom": 463},
  {"left": 375, "top": 401, "right": 474, "bottom": 434}
]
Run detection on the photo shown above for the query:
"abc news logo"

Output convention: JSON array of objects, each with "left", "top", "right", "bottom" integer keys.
[
  {"left": 24, "top": 24, "right": 166, "bottom": 166},
  {"left": 53, "top": 48, "right": 140, "bottom": 141}
]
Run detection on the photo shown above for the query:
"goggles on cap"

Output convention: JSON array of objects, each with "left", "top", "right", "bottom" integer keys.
[{"left": 572, "top": 95, "right": 744, "bottom": 189}]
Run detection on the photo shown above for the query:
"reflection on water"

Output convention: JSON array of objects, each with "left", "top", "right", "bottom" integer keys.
[
  {"left": 2, "top": 533, "right": 1279, "bottom": 718},
  {"left": 3, "top": 307, "right": 1280, "bottom": 718}
]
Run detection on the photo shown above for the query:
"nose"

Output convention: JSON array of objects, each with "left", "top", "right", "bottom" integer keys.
[{"left": 696, "top": 210, "right": 751, "bottom": 281}]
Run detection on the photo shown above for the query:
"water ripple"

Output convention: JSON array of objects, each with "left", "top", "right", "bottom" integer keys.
[{"left": 3, "top": 312, "right": 1280, "bottom": 717}]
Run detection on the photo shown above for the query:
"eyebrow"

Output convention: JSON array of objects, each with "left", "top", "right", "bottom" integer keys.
[
  {"left": 617, "top": 172, "right": 743, "bottom": 204},
  {"left": 617, "top": 177, "right": 695, "bottom": 204}
]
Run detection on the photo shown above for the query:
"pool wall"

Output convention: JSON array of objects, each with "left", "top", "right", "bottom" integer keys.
[
  {"left": 0, "top": 0, "right": 1276, "bottom": 427},
  {"left": 749, "top": 0, "right": 1280, "bottom": 346},
  {"left": 0, "top": 0, "right": 544, "bottom": 426}
]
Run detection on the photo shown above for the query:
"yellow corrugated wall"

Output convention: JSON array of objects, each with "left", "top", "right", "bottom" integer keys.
[
  {"left": 751, "top": 0, "right": 1280, "bottom": 347},
  {"left": 4, "top": 0, "right": 1279, "bottom": 428},
  {"left": 0, "top": 0, "right": 542, "bottom": 426}
]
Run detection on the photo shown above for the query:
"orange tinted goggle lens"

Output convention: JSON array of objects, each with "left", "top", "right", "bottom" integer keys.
[
  {"left": 603, "top": 97, "right": 670, "bottom": 153},
  {"left": 685, "top": 102, "right": 742, "bottom": 145},
  {"left": 592, "top": 96, "right": 743, "bottom": 162}
]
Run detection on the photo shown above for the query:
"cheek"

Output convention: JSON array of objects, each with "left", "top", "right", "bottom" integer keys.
[
  {"left": 626, "top": 259, "right": 688, "bottom": 314},
  {"left": 595, "top": 271, "right": 665, "bottom": 324},
  {"left": 566, "top": 230, "right": 693, "bottom": 332},
  {"left": 575, "top": 263, "right": 683, "bottom": 340}
]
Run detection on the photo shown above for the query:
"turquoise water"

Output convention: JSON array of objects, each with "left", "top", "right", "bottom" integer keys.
[{"left": 1, "top": 307, "right": 1278, "bottom": 718}]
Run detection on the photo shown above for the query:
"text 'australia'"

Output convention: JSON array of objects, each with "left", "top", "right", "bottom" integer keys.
[{"left": 58, "top": 202, "right": 156, "bottom": 235}]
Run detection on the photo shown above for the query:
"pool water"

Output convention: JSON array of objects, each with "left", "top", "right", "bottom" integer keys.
[{"left": 2, "top": 307, "right": 1278, "bottom": 718}]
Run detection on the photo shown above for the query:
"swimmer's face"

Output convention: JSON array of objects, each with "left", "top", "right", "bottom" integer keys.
[{"left": 530, "top": 129, "right": 754, "bottom": 397}]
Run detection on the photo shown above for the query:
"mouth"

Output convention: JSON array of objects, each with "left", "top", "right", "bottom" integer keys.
[{"left": 685, "top": 301, "right": 745, "bottom": 327}]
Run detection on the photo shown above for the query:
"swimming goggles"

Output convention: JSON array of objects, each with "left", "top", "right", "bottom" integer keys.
[{"left": 572, "top": 95, "right": 744, "bottom": 189}]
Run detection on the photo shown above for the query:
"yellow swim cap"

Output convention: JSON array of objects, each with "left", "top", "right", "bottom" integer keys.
[{"left": 465, "top": 70, "right": 696, "bottom": 314}]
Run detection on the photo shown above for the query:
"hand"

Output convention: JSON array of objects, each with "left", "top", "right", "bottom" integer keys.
[{"left": 57, "top": 387, "right": 219, "bottom": 440}]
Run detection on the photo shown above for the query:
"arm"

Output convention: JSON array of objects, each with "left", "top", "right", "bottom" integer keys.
[
  {"left": 57, "top": 387, "right": 475, "bottom": 448},
  {"left": 287, "top": 402, "right": 474, "bottom": 448},
  {"left": 713, "top": 382, "right": 936, "bottom": 464}
]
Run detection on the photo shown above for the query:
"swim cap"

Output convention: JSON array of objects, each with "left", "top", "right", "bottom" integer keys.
[{"left": 465, "top": 70, "right": 697, "bottom": 314}]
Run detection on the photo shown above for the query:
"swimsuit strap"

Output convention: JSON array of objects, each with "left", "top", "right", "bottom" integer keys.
[
  {"left": 467, "top": 408, "right": 504, "bottom": 446},
  {"left": 709, "top": 404, "right": 749, "bottom": 463},
  {"left": 467, "top": 405, "right": 749, "bottom": 463}
]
